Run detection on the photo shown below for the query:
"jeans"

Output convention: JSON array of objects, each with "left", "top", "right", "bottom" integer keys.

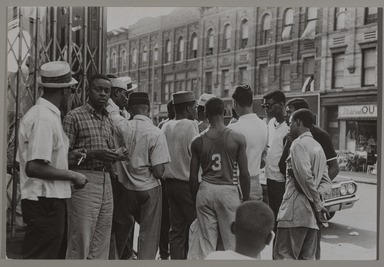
[
  {"left": 159, "top": 181, "right": 170, "bottom": 259},
  {"left": 117, "top": 185, "right": 162, "bottom": 259},
  {"left": 21, "top": 197, "right": 66, "bottom": 259},
  {"left": 165, "top": 179, "right": 197, "bottom": 259},
  {"left": 194, "top": 181, "right": 241, "bottom": 259},
  {"left": 66, "top": 170, "right": 113, "bottom": 259}
]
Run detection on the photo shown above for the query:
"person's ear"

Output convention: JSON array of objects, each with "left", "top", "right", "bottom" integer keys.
[
  {"left": 265, "top": 231, "right": 275, "bottom": 245},
  {"left": 231, "top": 222, "right": 235, "bottom": 234}
]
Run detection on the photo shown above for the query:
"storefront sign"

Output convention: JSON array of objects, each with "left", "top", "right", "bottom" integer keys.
[{"left": 338, "top": 104, "right": 377, "bottom": 118}]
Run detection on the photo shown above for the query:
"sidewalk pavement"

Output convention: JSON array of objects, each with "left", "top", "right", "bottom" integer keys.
[{"left": 338, "top": 170, "right": 377, "bottom": 185}]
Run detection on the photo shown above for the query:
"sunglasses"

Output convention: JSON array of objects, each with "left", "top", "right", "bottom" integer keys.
[{"left": 261, "top": 102, "right": 279, "bottom": 110}]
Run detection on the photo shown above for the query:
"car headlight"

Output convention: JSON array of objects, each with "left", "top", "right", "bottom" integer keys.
[
  {"left": 340, "top": 184, "right": 347, "bottom": 196},
  {"left": 347, "top": 182, "right": 356, "bottom": 194}
]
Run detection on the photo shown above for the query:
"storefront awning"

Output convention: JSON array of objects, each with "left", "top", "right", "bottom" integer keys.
[
  {"left": 338, "top": 104, "right": 377, "bottom": 120},
  {"left": 337, "top": 117, "right": 376, "bottom": 120}
]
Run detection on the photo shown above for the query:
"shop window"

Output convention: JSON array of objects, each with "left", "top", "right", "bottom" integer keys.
[
  {"left": 282, "top": 8, "right": 293, "bottom": 41},
  {"left": 261, "top": 14, "right": 271, "bottom": 45},
  {"left": 240, "top": 19, "right": 249, "bottom": 49},
  {"left": 207, "top": 29, "right": 214, "bottom": 55},
  {"left": 364, "top": 7, "right": 377, "bottom": 24},
  {"left": 301, "top": 7, "right": 317, "bottom": 39},
  {"left": 280, "top": 60, "right": 291, "bottom": 91},
  {"left": 191, "top": 33, "right": 198, "bottom": 59},
  {"left": 206, "top": 71, "right": 213, "bottom": 93},
  {"left": 238, "top": 67, "right": 247, "bottom": 85},
  {"left": 334, "top": 7, "right": 347, "bottom": 30},
  {"left": 222, "top": 69, "right": 230, "bottom": 97},
  {"left": 362, "top": 48, "right": 377, "bottom": 87},
  {"left": 223, "top": 24, "right": 231, "bottom": 52},
  {"left": 259, "top": 64, "right": 269, "bottom": 92},
  {"left": 332, "top": 52, "right": 344, "bottom": 88},
  {"left": 177, "top": 37, "right": 184, "bottom": 61},
  {"left": 165, "top": 40, "right": 171, "bottom": 63}
]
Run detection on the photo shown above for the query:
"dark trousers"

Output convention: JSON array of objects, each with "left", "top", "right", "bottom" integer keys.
[
  {"left": 165, "top": 179, "right": 197, "bottom": 259},
  {"left": 21, "top": 197, "right": 66, "bottom": 259},
  {"left": 159, "top": 181, "right": 170, "bottom": 259},
  {"left": 266, "top": 179, "right": 286, "bottom": 232}
]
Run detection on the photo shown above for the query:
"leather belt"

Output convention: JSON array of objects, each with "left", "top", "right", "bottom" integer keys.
[{"left": 74, "top": 167, "right": 111, "bottom": 172}]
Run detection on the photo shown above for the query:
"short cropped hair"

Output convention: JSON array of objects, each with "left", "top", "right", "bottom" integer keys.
[
  {"left": 174, "top": 101, "right": 195, "bottom": 114},
  {"left": 232, "top": 85, "right": 253, "bottom": 107},
  {"left": 89, "top": 74, "right": 110, "bottom": 88},
  {"left": 263, "top": 90, "right": 286, "bottom": 104},
  {"left": 205, "top": 97, "right": 224, "bottom": 117},
  {"left": 286, "top": 98, "right": 309, "bottom": 110},
  {"left": 291, "top": 108, "right": 315, "bottom": 128}
]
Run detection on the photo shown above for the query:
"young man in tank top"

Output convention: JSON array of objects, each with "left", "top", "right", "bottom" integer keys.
[{"left": 189, "top": 97, "right": 250, "bottom": 259}]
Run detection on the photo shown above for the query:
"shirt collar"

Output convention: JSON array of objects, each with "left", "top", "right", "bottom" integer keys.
[
  {"left": 36, "top": 97, "right": 61, "bottom": 117},
  {"left": 297, "top": 131, "right": 313, "bottom": 140},
  {"left": 85, "top": 102, "right": 109, "bottom": 117},
  {"left": 133, "top": 114, "right": 153, "bottom": 125},
  {"left": 238, "top": 113, "right": 257, "bottom": 120}
]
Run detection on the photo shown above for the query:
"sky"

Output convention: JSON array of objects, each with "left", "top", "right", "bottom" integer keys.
[{"left": 107, "top": 7, "right": 176, "bottom": 31}]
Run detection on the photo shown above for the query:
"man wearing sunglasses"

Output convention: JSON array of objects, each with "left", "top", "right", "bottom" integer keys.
[{"left": 262, "top": 90, "right": 289, "bottom": 255}]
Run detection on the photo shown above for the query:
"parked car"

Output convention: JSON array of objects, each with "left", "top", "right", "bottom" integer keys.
[{"left": 259, "top": 169, "right": 359, "bottom": 220}]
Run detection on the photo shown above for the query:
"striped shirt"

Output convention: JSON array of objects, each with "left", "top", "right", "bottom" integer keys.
[{"left": 63, "top": 103, "right": 115, "bottom": 170}]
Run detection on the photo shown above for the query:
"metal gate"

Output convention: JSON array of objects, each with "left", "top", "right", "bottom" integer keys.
[{"left": 6, "top": 6, "right": 107, "bottom": 236}]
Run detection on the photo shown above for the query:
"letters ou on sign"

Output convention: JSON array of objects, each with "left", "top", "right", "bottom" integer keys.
[{"left": 338, "top": 104, "right": 377, "bottom": 119}]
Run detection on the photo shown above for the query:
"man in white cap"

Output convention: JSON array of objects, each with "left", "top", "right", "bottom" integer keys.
[
  {"left": 161, "top": 91, "right": 199, "bottom": 259},
  {"left": 119, "top": 76, "right": 138, "bottom": 118},
  {"left": 17, "top": 61, "right": 88, "bottom": 259},
  {"left": 228, "top": 85, "right": 268, "bottom": 201},
  {"left": 196, "top": 93, "right": 215, "bottom": 133}
]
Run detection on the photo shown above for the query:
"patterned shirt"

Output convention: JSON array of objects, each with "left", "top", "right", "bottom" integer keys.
[{"left": 63, "top": 103, "right": 115, "bottom": 170}]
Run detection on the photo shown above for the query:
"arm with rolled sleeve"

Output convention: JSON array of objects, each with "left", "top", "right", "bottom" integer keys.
[
  {"left": 291, "top": 142, "right": 324, "bottom": 212},
  {"left": 150, "top": 131, "right": 171, "bottom": 179}
]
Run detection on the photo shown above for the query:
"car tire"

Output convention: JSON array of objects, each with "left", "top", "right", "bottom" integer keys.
[{"left": 327, "top": 212, "right": 336, "bottom": 220}]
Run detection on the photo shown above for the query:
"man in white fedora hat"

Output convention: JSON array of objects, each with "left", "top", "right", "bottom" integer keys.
[
  {"left": 16, "top": 61, "right": 88, "bottom": 259},
  {"left": 196, "top": 93, "right": 215, "bottom": 133},
  {"left": 119, "top": 76, "right": 138, "bottom": 92}
]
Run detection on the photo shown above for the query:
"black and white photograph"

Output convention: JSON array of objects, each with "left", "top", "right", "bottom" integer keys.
[{"left": 2, "top": 4, "right": 381, "bottom": 262}]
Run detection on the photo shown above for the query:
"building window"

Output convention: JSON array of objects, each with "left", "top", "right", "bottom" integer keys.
[
  {"left": 13, "top": 7, "right": 18, "bottom": 20},
  {"left": 282, "top": 8, "right": 294, "bottom": 41},
  {"left": 121, "top": 50, "right": 127, "bottom": 71},
  {"left": 165, "top": 40, "right": 172, "bottom": 63},
  {"left": 364, "top": 7, "right": 377, "bottom": 24},
  {"left": 154, "top": 43, "right": 158, "bottom": 62},
  {"left": 301, "top": 7, "right": 317, "bottom": 39},
  {"left": 280, "top": 61, "right": 291, "bottom": 91},
  {"left": 206, "top": 72, "right": 213, "bottom": 93},
  {"left": 142, "top": 46, "right": 147, "bottom": 63},
  {"left": 191, "top": 33, "right": 198, "bottom": 59},
  {"left": 106, "top": 52, "right": 110, "bottom": 73},
  {"left": 259, "top": 64, "right": 268, "bottom": 92},
  {"left": 223, "top": 24, "right": 231, "bottom": 52},
  {"left": 334, "top": 7, "right": 347, "bottom": 30},
  {"left": 362, "top": 48, "right": 377, "bottom": 87},
  {"left": 332, "top": 53, "right": 345, "bottom": 88},
  {"left": 112, "top": 51, "right": 117, "bottom": 72},
  {"left": 222, "top": 70, "right": 230, "bottom": 97},
  {"left": 238, "top": 67, "right": 247, "bottom": 85},
  {"left": 207, "top": 29, "right": 214, "bottom": 55},
  {"left": 164, "top": 82, "right": 169, "bottom": 102},
  {"left": 240, "top": 19, "right": 249, "bottom": 49},
  {"left": 302, "top": 56, "right": 315, "bottom": 91},
  {"left": 261, "top": 14, "right": 271, "bottom": 45},
  {"left": 177, "top": 37, "right": 184, "bottom": 61},
  {"left": 132, "top": 48, "right": 137, "bottom": 66}
]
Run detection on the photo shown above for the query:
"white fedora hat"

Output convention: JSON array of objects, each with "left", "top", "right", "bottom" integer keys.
[
  {"left": 37, "top": 61, "right": 78, "bottom": 88},
  {"left": 197, "top": 93, "right": 215, "bottom": 107},
  {"left": 119, "top": 76, "right": 138, "bottom": 92},
  {"left": 110, "top": 78, "right": 128, "bottom": 91}
]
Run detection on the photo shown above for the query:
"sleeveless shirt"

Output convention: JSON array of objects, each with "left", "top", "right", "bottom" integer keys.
[{"left": 200, "top": 128, "right": 237, "bottom": 185}]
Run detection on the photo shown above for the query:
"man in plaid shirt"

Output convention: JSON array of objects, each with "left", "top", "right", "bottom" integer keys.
[{"left": 63, "top": 74, "right": 119, "bottom": 259}]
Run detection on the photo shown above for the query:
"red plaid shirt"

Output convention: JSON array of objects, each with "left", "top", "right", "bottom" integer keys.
[{"left": 63, "top": 103, "right": 116, "bottom": 170}]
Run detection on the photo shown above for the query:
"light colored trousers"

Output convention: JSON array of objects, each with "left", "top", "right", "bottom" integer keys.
[
  {"left": 190, "top": 181, "right": 241, "bottom": 259},
  {"left": 66, "top": 170, "right": 113, "bottom": 259}
]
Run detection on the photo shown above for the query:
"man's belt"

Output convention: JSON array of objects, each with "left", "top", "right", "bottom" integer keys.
[{"left": 74, "top": 166, "right": 111, "bottom": 172}]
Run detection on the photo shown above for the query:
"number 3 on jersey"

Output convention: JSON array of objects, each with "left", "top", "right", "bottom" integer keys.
[{"left": 211, "top": 153, "right": 222, "bottom": 171}]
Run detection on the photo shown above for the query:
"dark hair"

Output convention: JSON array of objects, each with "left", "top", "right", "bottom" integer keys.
[
  {"left": 106, "top": 74, "right": 117, "bottom": 79},
  {"left": 291, "top": 109, "right": 314, "bottom": 128},
  {"left": 232, "top": 85, "right": 253, "bottom": 107},
  {"left": 286, "top": 98, "right": 309, "bottom": 110},
  {"left": 263, "top": 90, "right": 286, "bottom": 104},
  {"left": 174, "top": 101, "right": 195, "bottom": 114},
  {"left": 167, "top": 100, "right": 175, "bottom": 119},
  {"left": 205, "top": 97, "right": 224, "bottom": 117},
  {"left": 89, "top": 74, "right": 110, "bottom": 88}
]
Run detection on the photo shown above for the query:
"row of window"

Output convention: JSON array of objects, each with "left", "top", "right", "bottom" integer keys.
[{"left": 107, "top": 7, "right": 377, "bottom": 73}]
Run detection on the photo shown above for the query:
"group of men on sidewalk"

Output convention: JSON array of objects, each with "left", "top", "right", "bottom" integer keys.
[{"left": 16, "top": 60, "right": 338, "bottom": 260}]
